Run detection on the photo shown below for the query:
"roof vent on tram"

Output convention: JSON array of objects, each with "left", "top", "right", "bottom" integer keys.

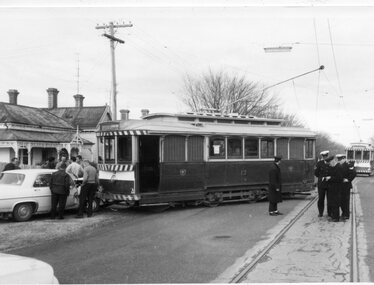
[
  {"left": 120, "top": 109, "right": 130, "bottom": 120},
  {"left": 141, "top": 109, "right": 149, "bottom": 117}
]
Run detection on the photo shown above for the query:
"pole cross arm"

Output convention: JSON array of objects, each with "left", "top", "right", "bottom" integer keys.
[{"left": 103, "top": 33, "right": 125, "bottom": 44}]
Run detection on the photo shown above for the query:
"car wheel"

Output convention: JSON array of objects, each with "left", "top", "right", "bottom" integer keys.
[{"left": 13, "top": 203, "right": 34, "bottom": 222}]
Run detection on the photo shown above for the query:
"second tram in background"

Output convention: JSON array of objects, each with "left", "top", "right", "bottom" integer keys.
[
  {"left": 95, "top": 110, "right": 316, "bottom": 207},
  {"left": 346, "top": 142, "right": 374, "bottom": 176}
]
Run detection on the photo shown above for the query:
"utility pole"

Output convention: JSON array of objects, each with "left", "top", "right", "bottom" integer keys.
[{"left": 96, "top": 21, "right": 133, "bottom": 120}]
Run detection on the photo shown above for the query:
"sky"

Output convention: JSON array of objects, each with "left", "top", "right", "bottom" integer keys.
[{"left": 1, "top": 0, "right": 374, "bottom": 146}]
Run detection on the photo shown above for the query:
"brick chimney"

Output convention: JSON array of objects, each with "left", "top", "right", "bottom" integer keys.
[
  {"left": 46, "top": 88, "right": 59, "bottom": 109},
  {"left": 7, "top": 89, "right": 19, "bottom": 105},
  {"left": 120, "top": 109, "right": 130, "bottom": 120},
  {"left": 73, "top": 94, "right": 84, "bottom": 108},
  {"left": 141, "top": 109, "right": 149, "bottom": 117}
]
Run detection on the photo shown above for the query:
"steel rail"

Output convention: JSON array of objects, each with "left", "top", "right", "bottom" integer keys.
[
  {"left": 351, "top": 181, "right": 359, "bottom": 282},
  {"left": 230, "top": 195, "right": 318, "bottom": 283}
]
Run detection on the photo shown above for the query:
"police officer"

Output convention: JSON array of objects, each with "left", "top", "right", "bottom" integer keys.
[
  {"left": 268, "top": 155, "right": 283, "bottom": 216},
  {"left": 325, "top": 155, "right": 344, "bottom": 222},
  {"left": 314, "top": 150, "right": 330, "bottom": 217},
  {"left": 337, "top": 154, "right": 356, "bottom": 220}
]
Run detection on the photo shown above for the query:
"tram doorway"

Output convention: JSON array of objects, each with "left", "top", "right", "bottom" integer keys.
[{"left": 139, "top": 136, "right": 160, "bottom": 192}]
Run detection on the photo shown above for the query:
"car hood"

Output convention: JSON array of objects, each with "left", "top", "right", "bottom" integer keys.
[{"left": 0, "top": 253, "right": 59, "bottom": 284}]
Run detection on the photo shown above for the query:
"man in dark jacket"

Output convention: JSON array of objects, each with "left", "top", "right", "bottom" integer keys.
[
  {"left": 50, "top": 163, "right": 71, "bottom": 219},
  {"left": 3, "top": 157, "right": 20, "bottom": 171},
  {"left": 314, "top": 150, "right": 330, "bottom": 217},
  {"left": 337, "top": 154, "right": 356, "bottom": 220},
  {"left": 325, "top": 156, "right": 344, "bottom": 222},
  {"left": 268, "top": 155, "right": 283, "bottom": 216}
]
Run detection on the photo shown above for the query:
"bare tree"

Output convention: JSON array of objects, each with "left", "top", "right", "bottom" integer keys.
[
  {"left": 182, "top": 70, "right": 279, "bottom": 115},
  {"left": 182, "top": 70, "right": 304, "bottom": 126},
  {"left": 315, "top": 132, "right": 346, "bottom": 159}
]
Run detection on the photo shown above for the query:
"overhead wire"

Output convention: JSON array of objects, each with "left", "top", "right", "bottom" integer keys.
[{"left": 327, "top": 19, "right": 361, "bottom": 142}]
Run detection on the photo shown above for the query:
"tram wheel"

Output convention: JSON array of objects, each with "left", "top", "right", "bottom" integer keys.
[{"left": 204, "top": 192, "right": 222, "bottom": 207}]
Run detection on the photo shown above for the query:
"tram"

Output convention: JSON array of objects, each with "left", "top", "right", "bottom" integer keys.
[
  {"left": 346, "top": 142, "right": 374, "bottom": 176},
  {"left": 95, "top": 111, "right": 316, "bottom": 207}
]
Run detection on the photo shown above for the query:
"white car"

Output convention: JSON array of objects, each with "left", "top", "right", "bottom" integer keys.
[
  {"left": 0, "top": 169, "right": 96, "bottom": 222},
  {"left": 0, "top": 253, "right": 59, "bottom": 284}
]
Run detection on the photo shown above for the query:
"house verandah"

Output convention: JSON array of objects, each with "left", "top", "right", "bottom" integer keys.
[{"left": 0, "top": 129, "right": 94, "bottom": 170}]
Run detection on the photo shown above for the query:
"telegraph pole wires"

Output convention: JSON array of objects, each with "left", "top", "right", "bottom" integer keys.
[{"left": 96, "top": 21, "right": 133, "bottom": 120}]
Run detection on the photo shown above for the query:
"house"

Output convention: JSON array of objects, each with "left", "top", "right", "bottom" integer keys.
[{"left": 0, "top": 88, "right": 111, "bottom": 169}]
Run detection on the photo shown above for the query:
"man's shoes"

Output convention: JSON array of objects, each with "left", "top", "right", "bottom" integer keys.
[
  {"left": 87, "top": 214, "right": 92, "bottom": 218},
  {"left": 75, "top": 215, "right": 84, "bottom": 219},
  {"left": 332, "top": 219, "right": 340, "bottom": 222},
  {"left": 275, "top": 211, "right": 283, "bottom": 215},
  {"left": 269, "top": 212, "right": 277, "bottom": 216},
  {"left": 318, "top": 214, "right": 323, "bottom": 217}
]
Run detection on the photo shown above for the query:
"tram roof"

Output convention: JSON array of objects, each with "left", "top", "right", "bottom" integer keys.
[
  {"left": 98, "top": 117, "right": 316, "bottom": 138},
  {"left": 346, "top": 143, "right": 374, "bottom": 151}
]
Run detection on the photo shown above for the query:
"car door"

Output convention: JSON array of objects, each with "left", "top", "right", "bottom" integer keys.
[{"left": 32, "top": 174, "right": 53, "bottom": 213}]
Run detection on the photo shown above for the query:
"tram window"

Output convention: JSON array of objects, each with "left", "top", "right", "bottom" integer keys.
[
  {"left": 261, "top": 139, "right": 274, "bottom": 158},
  {"left": 104, "top": 137, "right": 115, "bottom": 163},
  {"left": 164, "top": 135, "right": 185, "bottom": 162},
  {"left": 276, "top": 138, "right": 288, "bottom": 159},
  {"left": 347, "top": 150, "right": 354, "bottom": 160},
  {"left": 209, "top": 137, "right": 225, "bottom": 159},
  {"left": 290, "top": 138, "right": 304, "bottom": 160},
  {"left": 228, "top": 137, "right": 243, "bottom": 159},
  {"left": 305, "top": 139, "right": 314, "bottom": 159},
  {"left": 187, "top": 136, "right": 204, "bottom": 162},
  {"left": 355, "top": 151, "right": 362, "bottom": 160},
  {"left": 118, "top": 136, "right": 132, "bottom": 163},
  {"left": 245, "top": 138, "right": 259, "bottom": 158},
  {"left": 363, "top": 151, "right": 370, "bottom": 160}
]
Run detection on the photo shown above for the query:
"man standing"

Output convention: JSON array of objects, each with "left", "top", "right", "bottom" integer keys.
[
  {"left": 55, "top": 155, "right": 69, "bottom": 170},
  {"left": 66, "top": 156, "right": 84, "bottom": 181},
  {"left": 76, "top": 160, "right": 99, "bottom": 218},
  {"left": 325, "top": 155, "right": 344, "bottom": 222},
  {"left": 314, "top": 150, "right": 330, "bottom": 217},
  {"left": 50, "top": 163, "right": 71, "bottom": 219},
  {"left": 337, "top": 154, "right": 356, "bottom": 220},
  {"left": 3, "top": 157, "right": 20, "bottom": 171},
  {"left": 268, "top": 155, "right": 283, "bottom": 216}
]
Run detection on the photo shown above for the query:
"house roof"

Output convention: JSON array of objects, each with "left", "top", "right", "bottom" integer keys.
[
  {"left": 0, "top": 103, "right": 73, "bottom": 129},
  {"left": 0, "top": 129, "right": 93, "bottom": 144},
  {"left": 47, "top": 106, "right": 110, "bottom": 129}
]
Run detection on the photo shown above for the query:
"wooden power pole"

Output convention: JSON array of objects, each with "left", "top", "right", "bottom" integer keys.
[{"left": 96, "top": 21, "right": 133, "bottom": 120}]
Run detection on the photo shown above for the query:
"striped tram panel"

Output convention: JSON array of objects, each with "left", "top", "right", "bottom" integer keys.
[
  {"left": 98, "top": 164, "right": 134, "bottom": 172},
  {"left": 96, "top": 130, "right": 148, "bottom": 137}
]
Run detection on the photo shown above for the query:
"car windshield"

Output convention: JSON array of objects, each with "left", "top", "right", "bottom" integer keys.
[{"left": 0, "top": 173, "right": 26, "bottom": 185}]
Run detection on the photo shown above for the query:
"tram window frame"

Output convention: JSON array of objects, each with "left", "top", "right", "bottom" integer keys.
[
  {"left": 261, "top": 138, "right": 275, "bottom": 159},
  {"left": 118, "top": 136, "right": 132, "bottom": 163},
  {"left": 305, "top": 139, "right": 314, "bottom": 159},
  {"left": 209, "top": 136, "right": 226, "bottom": 159},
  {"left": 347, "top": 150, "right": 354, "bottom": 160},
  {"left": 355, "top": 150, "right": 362, "bottom": 160},
  {"left": 104, "top": 137, "right": 115, "bottom": 163},
  {"left": 363, "top": 150, "right": 370, "bottom": 160},
  {"left": 227, "top": 137, "right": 243, "bottom": 159},
  {"left": 245, "top": 138, "right": 259, "bottom": 159}
]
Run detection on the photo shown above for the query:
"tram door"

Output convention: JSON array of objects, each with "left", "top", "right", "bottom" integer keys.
[{"left": 139, "top": 136, "right": 160, "bottom": 192}]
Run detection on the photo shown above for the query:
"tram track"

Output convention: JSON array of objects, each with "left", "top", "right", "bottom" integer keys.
[
  {"left": 228, "top": 187, "right": 361, "bottom": 283},
  {"left": 229, "top": 195, "right": 318, "bottom": 283}
]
